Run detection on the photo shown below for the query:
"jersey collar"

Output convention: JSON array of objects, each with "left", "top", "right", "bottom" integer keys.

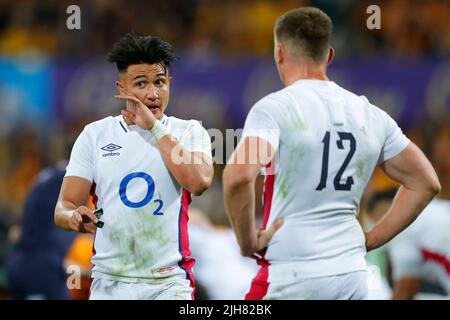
[
  {"left": 160, "top": 114, "right": 168, "bottom": 126},
  {"left": 119, "top": 114, "right": 168, "bottom": 128}
]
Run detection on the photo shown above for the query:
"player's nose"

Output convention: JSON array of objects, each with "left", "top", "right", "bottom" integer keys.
[{"left": 146, "top": 85, "right": 159, "bottom": 100}]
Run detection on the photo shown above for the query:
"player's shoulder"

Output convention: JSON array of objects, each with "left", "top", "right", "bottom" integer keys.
[
  {"left": 83, "top": 116, "right": 117, "bottom": 133},
  {"left": 165, "top": 115, "right": 206, "bottom": 131},
  {"left": 332, "top": 83, "right": 374, "bottom": 109},
  {"left": 251, "top": 89, "right": 290, "bottom": 113},
  {"left": 334, "top": 83, "right": 393, "bottom": 122}
]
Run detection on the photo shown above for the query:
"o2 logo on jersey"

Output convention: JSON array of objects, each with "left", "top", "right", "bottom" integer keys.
[{"left": 119, "top": 172, "right": 164, "bottom": 215}]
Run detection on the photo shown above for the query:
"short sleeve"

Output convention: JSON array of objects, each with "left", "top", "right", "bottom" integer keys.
[
  {"left": 65, "top": 128, "right": 94, "bottom": 182},
  {"left": 378, "top": 111, "right": 410, "bottom": 163},
  {"left": 180, "top": 120, "right": 212, "bottom": 158},
  {"left": 388, "top": 231, "right": 422, "bottom": 280},
  {"left": 242, "top": 98, "right": 280, "bottom": 151}
]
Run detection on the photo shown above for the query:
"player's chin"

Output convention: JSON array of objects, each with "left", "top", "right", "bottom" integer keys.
[{"left": 148, "top": 106, "right": 161, "bottom": 116}]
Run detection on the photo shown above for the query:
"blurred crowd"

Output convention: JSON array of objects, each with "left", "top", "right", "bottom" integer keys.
[
  {"left": 0, "top": 0, "right": 449, "bottom": 299},
  {"left": 0, "top": 0, "right": 450, "bottom": 58}
]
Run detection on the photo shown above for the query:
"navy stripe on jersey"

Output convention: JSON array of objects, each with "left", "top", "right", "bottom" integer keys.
[
  {"left": 177, "top": 189, "right": 195, "bottom": 298},
  {"left": 177, "top": 195, "right": 190, "bottom": 281},
  {"left": 119, "top": 121, "right": 127, "bottom": 132}
]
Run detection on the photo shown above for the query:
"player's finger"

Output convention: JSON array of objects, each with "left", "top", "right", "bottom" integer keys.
[
  {"left": 77, "top": 206, "right": 98, "bottom": 224},
  {"left": 117, "top": 92, "right": 147, "bottom": 111},
  {"left": 72, "top": 211, "right": 83, "bottom": 225},
  {"left": 69, "top": 222, "right": 79, "bottom": 232},
  {"left": 121, "top": 109, "right": 134, "bottom": 118},
  {"left": 69, "top": 212, "right": 82, "bottom": 232},
  {"left": 121, "top": 88, "right": 140, "bottom": 99},
  {"left": 79, "top": 221, "right": 87, "bottom": 233},
  {"left": 121, "top": 110, "right": 135, "bottom": 125},
  {"left": 116, "top": 96, "right": 141, "bottom": 115},
  {"left": 84, "top": 223, "right": 96, "bottom": 234},
  {"left": 114, "top": 95, "right": 141, "bottom": 105},
  {"left": 257, "top": 219, "right": 284, "bottom": 248},
  {"left": 262, "top": 219, "right": 283, "bottom": 239},
  {"left": 269, "top": 219, "right": 284, "bottom": 235},
  {"left": 73, "top": 211, "right": 87, "bottom": 232}
]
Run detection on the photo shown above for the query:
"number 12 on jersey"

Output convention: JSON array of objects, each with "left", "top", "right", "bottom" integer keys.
[{"left": 316, "top": 131, "right": 356, "bottom": 191}]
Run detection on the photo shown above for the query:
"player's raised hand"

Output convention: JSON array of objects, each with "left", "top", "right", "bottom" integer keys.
[
  {"left": 256, "top": 218, "right": 284, "bottom": 252},
  {"left": 114, "top": 90, "right": 157, "bottom": 130},
  {"left": 69, "top": 206, "right": 98, "bottom": 234}
]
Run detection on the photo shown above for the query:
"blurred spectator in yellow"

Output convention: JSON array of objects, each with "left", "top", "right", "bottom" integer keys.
[
  {"left": 1, "top": 128, "right": 43, "bottom": 220},
  {"left": 65, "top": 233, "right": 93, "bottom": 300}
]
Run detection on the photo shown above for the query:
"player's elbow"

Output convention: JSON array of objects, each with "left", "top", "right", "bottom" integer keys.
[
  {"left": 430, "top": 178, "right": 441, "bottom": 196},
  {"left": 189, "top": 177, "right": 212, "bottom": 196},
  {"left": 423, "top": 175, "right": 441, "bottom": 197},
  {"left": 223, "top": 166, "right": 253, "bottom": 191},
  {"left": 190, "top": 183, "right": 209, "bottom": 196}
]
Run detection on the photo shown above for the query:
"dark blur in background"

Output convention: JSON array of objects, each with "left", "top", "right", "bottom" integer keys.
[{"left": 0, "top": 0, "right": 449, "bottom": 299}]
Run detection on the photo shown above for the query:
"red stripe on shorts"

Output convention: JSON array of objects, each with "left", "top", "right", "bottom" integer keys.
[{"left": 246, "top": 164, "right": 275, "bottom": 300}]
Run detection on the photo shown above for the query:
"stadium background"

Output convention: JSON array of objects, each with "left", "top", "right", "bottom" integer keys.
[{"left": 0, "top": 0, "right": 449, "bottom": 299}]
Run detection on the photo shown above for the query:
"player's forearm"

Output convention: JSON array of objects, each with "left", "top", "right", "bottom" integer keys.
[
  {"left": 223, "top": 173, "right": 258, "bottom": 257},
  {"left": 392, "top": 277, "right": 421, "bottom": 300},
  {"left": 365, "top": 186, "right": 437, "bottom": 251},
  {"left": 158, "top": 135, "right": 213, "bottom": 195},
  {"left": 54, "top": 200, "right": 78, "bottom": 231}
]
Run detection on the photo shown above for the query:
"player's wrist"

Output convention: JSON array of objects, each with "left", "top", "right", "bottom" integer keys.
[
  {"left": 365, "top": 231, "right": 379, "bottom": 252},
  {"left": 149, "top": 119, "right": 169, "bottom": 141}
]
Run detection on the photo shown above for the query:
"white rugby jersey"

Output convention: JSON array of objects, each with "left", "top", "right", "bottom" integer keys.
[
  {"left": 242, "top": 79, "right": 410, "bottom": 281},
  {"left": 65, "top": 114, "right": 212, "bottom": 286},
  {"left": 389, "top": 199, "right": 450, "bottom": 295}
]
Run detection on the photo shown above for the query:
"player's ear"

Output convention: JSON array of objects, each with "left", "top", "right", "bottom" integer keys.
[
  {"left": 276, "top": 44, "right": 284, "bottom": 65},
  {"left": 327, "top": 47, "right": 334, "bottom": 66},
  {"left": 115, "top": 80, "right": 125, "bottom": 94}
]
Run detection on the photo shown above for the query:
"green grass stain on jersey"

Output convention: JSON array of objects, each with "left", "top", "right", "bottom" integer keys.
[
  {"left": 291, "top": 118, "right": 308, "bottom": 132},
  {"left": 277, "top": 107, "right": 309, "bottom": 199},
  {"left": 354, "top": 156, "right": 376, "bottom": 193},
  {"left": 356, "top": 158, "right": 365, "bottom": 178},
  {"left": 278, "top": 146, "right": 305, "bottom": 199},
  {"left": 104, "top": 196, "right": 177, "bottom": 282},
  {"left": 287, "top": 106, "right": 308, "bottom": 132}
]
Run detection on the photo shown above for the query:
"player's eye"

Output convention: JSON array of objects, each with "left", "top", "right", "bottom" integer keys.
[
  {"left": 135, "top": 81, "right": 146, "bottom": 88},
  {"left": 155, "top": 78, "right": 165, "bottom": 86}
]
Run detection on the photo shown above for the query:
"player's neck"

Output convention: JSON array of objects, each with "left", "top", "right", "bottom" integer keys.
[{"left": 282, "top": 64, "right": 329, "bottom": 86}]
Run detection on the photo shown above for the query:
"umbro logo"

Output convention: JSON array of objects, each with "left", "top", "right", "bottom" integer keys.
[{"left": 101, "top": 143, "right": 121, "bottom": 157}]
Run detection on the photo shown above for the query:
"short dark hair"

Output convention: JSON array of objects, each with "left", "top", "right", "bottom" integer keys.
[
  {"left": 274, "top": 7, "right": 332, "bottom": 63},
  {"left": 107, "top": 33, "right": 176, "bottom": 73},
  {"left": 366, "top": 188, "right": 398, "bottom": 214}
]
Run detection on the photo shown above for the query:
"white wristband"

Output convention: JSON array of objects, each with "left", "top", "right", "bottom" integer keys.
[{"left": 150, "top": 119, "right": 169, "bottom": 141}]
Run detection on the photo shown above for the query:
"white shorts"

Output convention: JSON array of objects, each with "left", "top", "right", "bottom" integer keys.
[
  {"left": 89, "top": 277, "right": 194, "bottom": 300},
  {"left": 264, "top": 271, "right": 368, "bottom": 300},
  {"left": 247, "top": 270, "right": 368, "bottom": 300}
]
